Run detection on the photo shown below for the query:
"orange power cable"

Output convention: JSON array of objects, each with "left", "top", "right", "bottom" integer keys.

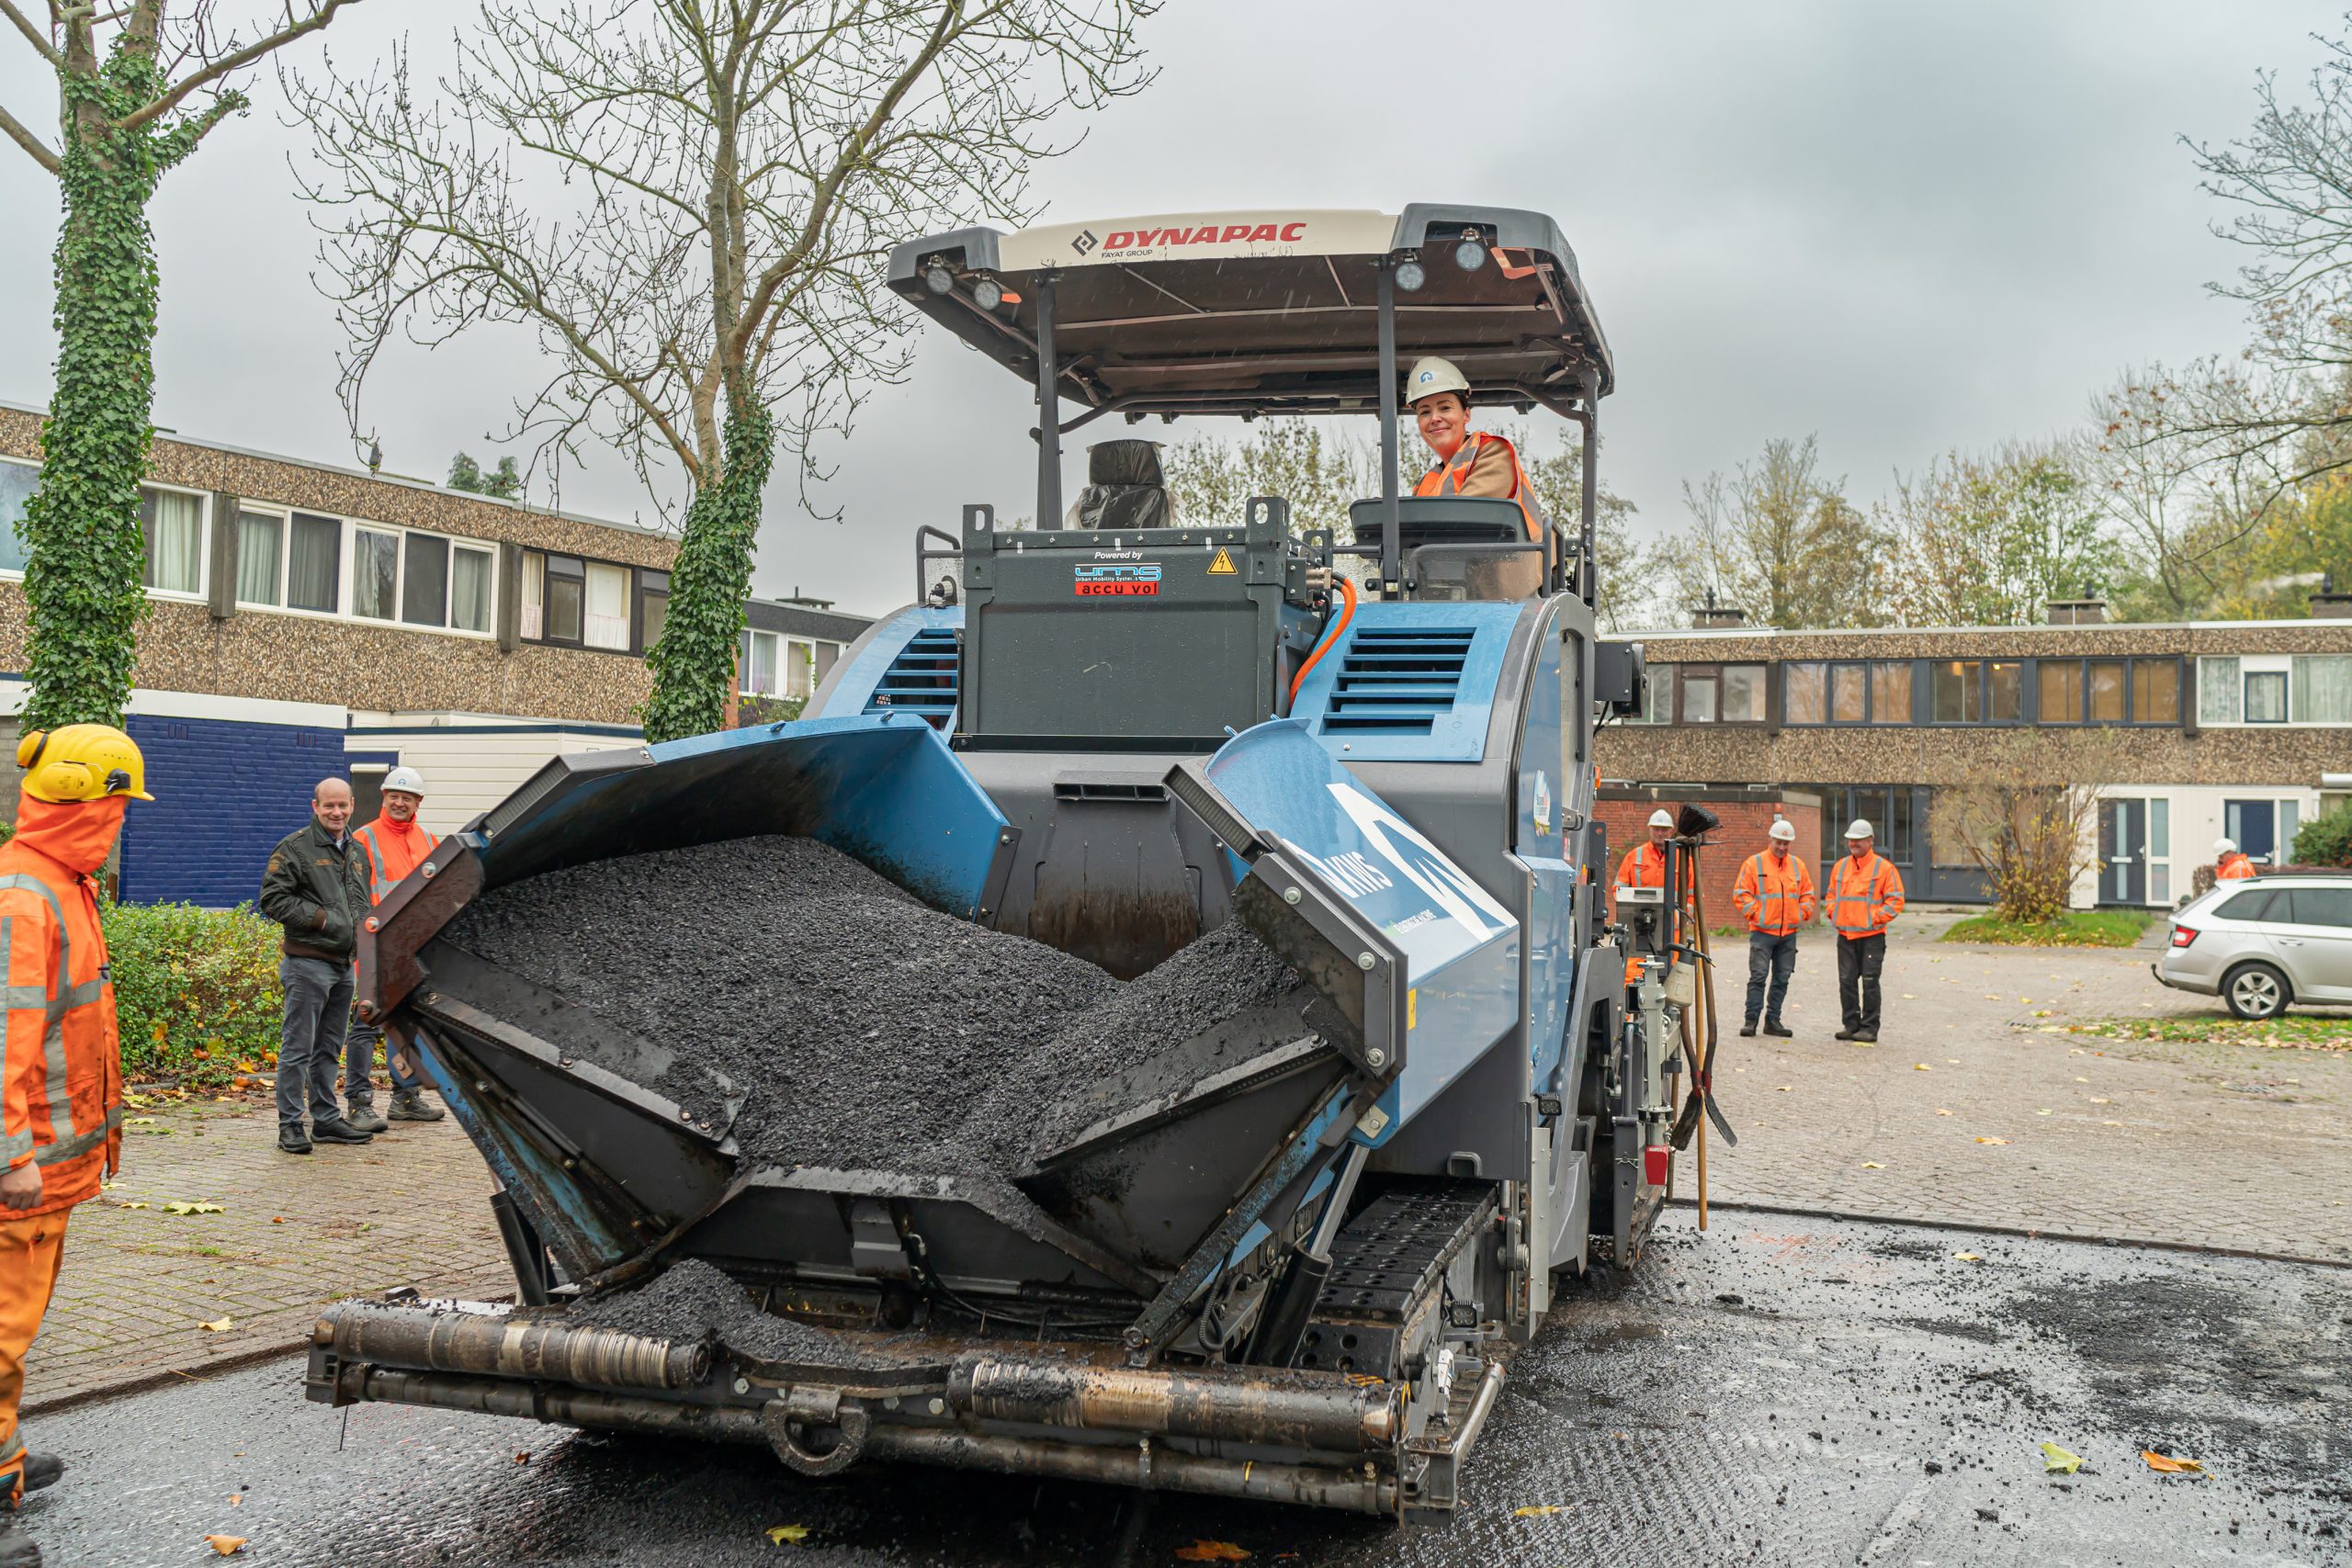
[{"left": 1288, "top": 575, "right": 1359, "bottom": 707}]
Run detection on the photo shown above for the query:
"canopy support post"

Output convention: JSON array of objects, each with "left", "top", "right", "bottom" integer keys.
[
  {"left": 1035, "top": 271, "right": 1064, "bottom": 530},
  {"left": 1577, "top": 365, "right": 1600, "bottom": 608},
  {"left": 1375, "top": 261, "right": 1400, "bottom": 592}
]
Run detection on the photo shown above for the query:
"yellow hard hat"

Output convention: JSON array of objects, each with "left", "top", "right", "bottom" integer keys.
[{"left": 16, "top": 724, "right": 153, "bottom": 803}]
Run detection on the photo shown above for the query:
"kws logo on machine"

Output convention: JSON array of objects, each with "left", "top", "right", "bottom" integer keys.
[{"left": 1073, "top": 561, "right": 1162, "bottom": 597}]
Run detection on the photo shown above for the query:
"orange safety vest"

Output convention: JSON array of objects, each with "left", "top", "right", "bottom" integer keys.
[
  {"left": 1734, "top": 850, "right": 1817, "bottom": 936},
  {"left": 1614, "top": 840, "right": 1679, "bottom": 987},
  {"left": 0, "top": 795, "right": 127, "bottom": 1219},
  {"left": 2215, "top": 852, "right": 2256, "bottom": 882},
  {"left": 1825, "top": 851, "right": 1905, "bottom": 939},
  {"left": 354, "top": 816, "right": 442, "bottom": 906},
  {"left": 1414, "top": 432, "right": 1548, "bottom": 542}
]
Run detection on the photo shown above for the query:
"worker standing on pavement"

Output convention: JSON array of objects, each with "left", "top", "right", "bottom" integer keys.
[
  {"left": 1825, "top": 819, "right": 1905, "bottom": 1043},
  {"left": 2214, "top": 838, "right": 2256, "bottom": 881},
  {"left": 0, "top": 726, "right": 151, "bottom": 1565},
  {"left": 258, "top": 781, "right": 375, "bottom": 1156},
  {"left": 343, "top": 768, "right": 446, "bottom": 1130},
  {"left": 1733, "top": 818, "right": 1815, "bottom": 1039}
]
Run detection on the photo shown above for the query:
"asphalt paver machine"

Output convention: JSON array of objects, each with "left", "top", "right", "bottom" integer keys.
[{"left": 309, "top": 204, "right": 1723, "bottom": 1520}]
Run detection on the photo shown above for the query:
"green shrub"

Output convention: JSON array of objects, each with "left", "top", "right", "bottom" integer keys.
[
  {"left": 1940, "top": 909, "right": 2152, "bottom": 948},
  {"left": 102, "top": 901, "right": 283, "bottom": 1087},
  {"left": 2290, "top": 806, "right": 2352, "bottom": 869}
]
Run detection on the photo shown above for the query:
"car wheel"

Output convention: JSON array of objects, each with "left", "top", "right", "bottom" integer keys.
[{"left": 2222, "top": 962, "right": 2290, "bottom": 1021}]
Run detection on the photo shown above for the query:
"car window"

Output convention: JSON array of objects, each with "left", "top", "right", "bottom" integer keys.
[
  {"left": 2215, "top": 889, "right": 2280, "bottom": 922},
  {"left": 2286, "top": 886, "right": 2352, "bottom": 929}
]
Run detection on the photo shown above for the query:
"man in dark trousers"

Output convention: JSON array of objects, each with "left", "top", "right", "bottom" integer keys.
[
  {"left": 258, "top": 779, "right": 376, "bottom": 1154},
  {"left": 1824, "top": 818, "right": 1905, "bottom": 1043}
]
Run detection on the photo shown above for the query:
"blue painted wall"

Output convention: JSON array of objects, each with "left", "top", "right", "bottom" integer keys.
[{"left": 118, "top": 715, "right": 396, "bottom": 907}]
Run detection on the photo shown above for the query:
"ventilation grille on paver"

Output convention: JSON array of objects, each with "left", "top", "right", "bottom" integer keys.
[
  {"left": 863, "top": 627, "right": 959, "bottom": 728},
  {"left": 1321, "top": 627, "right": 1473, "bottom": 735}
]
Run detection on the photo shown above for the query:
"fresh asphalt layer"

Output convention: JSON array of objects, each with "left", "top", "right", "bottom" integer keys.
[{"left": 24, "top": 1213, "right": 2348, "bottom": 1567}]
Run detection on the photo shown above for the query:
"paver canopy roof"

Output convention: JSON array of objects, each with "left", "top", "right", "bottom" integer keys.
[{"left": 887, "top": 204, "right": 1612, "bottom": 422}]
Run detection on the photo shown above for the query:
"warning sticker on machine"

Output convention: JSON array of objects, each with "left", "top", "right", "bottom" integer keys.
[
  {"left": 1074, "top": 562, "right": 1161, "bottom": 597},
  {"left": 1206, "top": 547, "right": 1238, "bottom": 575}
]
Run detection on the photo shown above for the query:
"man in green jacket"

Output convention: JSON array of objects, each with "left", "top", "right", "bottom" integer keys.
[{"left": 257, "top": 779, "right": 376, "bottom": 1155}]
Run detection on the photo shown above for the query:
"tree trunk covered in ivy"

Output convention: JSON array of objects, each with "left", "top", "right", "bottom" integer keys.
[
  {"left": 0, "top": 4, "right": 361, "bottom": 730},
  {"left": 643, "top": 396, "right": 775, "bottom": 742},
  {"left": 21, "top": 57, "right": 193, "bottom": 729}
]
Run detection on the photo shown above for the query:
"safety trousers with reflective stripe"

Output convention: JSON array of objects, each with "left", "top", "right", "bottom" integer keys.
[{"left": 0, "top": 1210, "right": 68, "bottom": 1497}]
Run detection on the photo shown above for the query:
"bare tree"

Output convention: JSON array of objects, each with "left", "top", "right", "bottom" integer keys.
[
  {"left": 289, "top": 0, "right": 1157, "bottom": 739},
  {"left": 1942, "top": 728, "right": 2132, "bottom": 925},
  {"left": 0, "top": 0, "right": 362, "bottom": 728},
  {"left": 1669, "top": 435, "right": 1892, "bottom": 629},
  {"left": 2086, "top": 362, "right": 2291, "bottom": 618}
]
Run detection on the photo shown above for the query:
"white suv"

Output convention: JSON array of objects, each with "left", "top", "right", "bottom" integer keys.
[{"left": 2154, "top": 875, "right": 2352, "bottom": 1020}]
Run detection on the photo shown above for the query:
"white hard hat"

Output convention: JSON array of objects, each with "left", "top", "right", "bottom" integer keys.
[
  {"left": 2214, "top": 837, "right": 2235, "bottom": 855},
  {"left": 1769, "top": 818, "right": 1797, "bottom": 841},
  {"left": 1845, "top": 818, "right": 1873, "bottom": 840},
  {"left": 1647, "top": 808, "right": 1676, "bottom": 829},
  {"left": 1404, "top": 356, "right": 1470, "bottom": 409},
  {"left": 383, "top": 765, "right": 427, "bottom": 797}
]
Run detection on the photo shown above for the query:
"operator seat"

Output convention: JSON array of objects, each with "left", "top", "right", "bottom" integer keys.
[
  {"left": 1349, "top": 497, "right": 1547, "bottom": 602},
  {"left": 1069, "top": 440, "right": 1172, "bottom": 530}
]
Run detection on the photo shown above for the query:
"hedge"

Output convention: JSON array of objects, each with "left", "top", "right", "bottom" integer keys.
[{"left": 102, "top": 900, "right": 284, "bottom": 1088}]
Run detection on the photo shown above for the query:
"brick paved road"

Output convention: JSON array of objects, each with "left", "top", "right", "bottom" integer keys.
[
  {"left": 23, "top": 914, "right": 2351, "bottom": 1414},
  {"left": 1701, "top": 908, "right": 2352, "bottom": 1261},
  {"left": 28, "top": 1098, "right": 505, "bottom": 1413}
]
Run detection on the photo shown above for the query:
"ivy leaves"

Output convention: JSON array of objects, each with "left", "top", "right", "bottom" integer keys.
[{"left": 641, "top": 394, "right": 775, "bottom": 743}]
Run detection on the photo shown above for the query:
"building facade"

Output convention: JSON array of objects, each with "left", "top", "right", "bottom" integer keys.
[
  {"left": 0, "top": 405, "right": 690, "bottom": 904},
  {"left": 1596, "top": 609, "right": 2352, "bottom": 908},
  {"left": 740, "top": 593, "right": 870, "bottom": 705}
]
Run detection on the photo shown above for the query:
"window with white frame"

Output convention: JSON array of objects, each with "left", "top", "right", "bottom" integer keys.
[
  {"left": 741, "top": 628, "right": 781, "bottom": 695},
  {"left": 2198, "top": 653, "right": 2351, "bottom": 725},
  {"left": 139, "top": 486, "right": 207, "bottom": 596},
  {"left": 228, "top": 503, "right": 493, "bottom": 633},
  {"left": 0, "top": 457, "right": 35, "bottom": 573}
]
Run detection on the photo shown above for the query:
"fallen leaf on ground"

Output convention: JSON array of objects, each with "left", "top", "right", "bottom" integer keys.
[
  {"left": 117, "top": 1201, "right": 149, "bottom": 1210},
  {"left": 1914, "top": 1063, "right": 1931, "bottom": 1072},
  {"left": 1512, "top": 1505, "right": 1571, "bottom": 1517},
  {"left": 1901, "top": 993, "right": 1917, "bottom": 999},
  {"left": 1175, "top": 1544, "right": 1251, "bottom": 1562},
  {"left": 2143, "top": 1451, "right": 2206, "bottom": 1476},
  {"left": 204, "top": 1538, "right": 247, "bottom": 1557},
  {"left": 163, "top": 1201, "right": 225, "bottom": 1216},
  {"left": 1952, "top": 1252, "right": 1983, "bottom": 1262},
  {"left": 2103, "top": 1120, "right": 2121, "bottom": 1126},
  {"left": 765, "top": 1523, "right": 810, "bottom": 1546},
  {"left": 2089, "top": 1098, "right": 2109, "bottom": 1104},
  {"left": 270, "top": 1216, "right": 285, "bottom": 1224},
  {"left": 199, "top": 1317, "right": 232, "bottom": 1332},
  {"left": 227, "top": 1494, "right": 242, "bottom": 1506},
  {"left": 2034, "top": 1109, "right": 2052, "bottom": 1117},
  {"left": 1860, "top": 1161, "right": 1884, "bottom": 1169},
  {"left": 1974, "top": 1136, "right": 2010, "bottom": 1145},
  {"left": 514, "top": 1451, "right": 530, "bottom": 1464},
  {"left": 2040, "top": 1441, "right": 2085, "bottom": 1473},
  {"left": 1936, "top": 1108, "right": 1954, "bottom": 1116},
  {"left": 1775, "top": 1085, "right": 1792, "bottom": 1092}
]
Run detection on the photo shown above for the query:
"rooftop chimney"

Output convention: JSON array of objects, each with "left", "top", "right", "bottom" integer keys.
[
  {"left": 2312, "top": 592, "right": 2352, "bottom": 620},
  {"left": 2046, "top": 598, "right": 2108, "bottom": 626},
  {"left": 1693, "top": 591, "right": 1747, "bottom": 629}
]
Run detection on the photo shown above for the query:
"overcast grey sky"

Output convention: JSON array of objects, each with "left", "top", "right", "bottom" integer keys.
[{"left": 0, "top": 2, "right": 2334, "bottom": 616}]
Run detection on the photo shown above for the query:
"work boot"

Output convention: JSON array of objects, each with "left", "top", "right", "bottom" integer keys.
[
  {"left": 19, "top": 1455, "right": 63, "bottom": 1495},
  {"left": 344, "top": 1100, "right": 389, "bottom": 1134},
  {"left": 388, "top": 1091, "right": 445, "bottom": 1123},
  {"left": 1852, "top": 1028, "right": 1878, "bottom": 1043},
  {"left": 277, "top": 1124, "right": 312, "bottom": 1156},
  {"left": 1763, "top": 1020, "right": 1793, "bottom": 1038},
  {"left": 0, "top": 1515, "right": 39, "bottom": 1565},
  {"left": 310, "top": 1116, "right": 374, "bottom": 1145},
  {"left": 1738, "top": 1020, "right": 1758, "bottom": 1038},
  {"left": 1834, "top": 1028, "right": 1856, "bottom": 1041}
]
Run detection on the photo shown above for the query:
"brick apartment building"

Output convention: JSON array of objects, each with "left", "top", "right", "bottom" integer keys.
[
  {"left": 1597, "top": 600, "right": 2352, "bottom": 908},
  {"left": 0, "top": 404, "right": 865, "bottom": 905}
]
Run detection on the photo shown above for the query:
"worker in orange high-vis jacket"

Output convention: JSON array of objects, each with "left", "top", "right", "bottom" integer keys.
[
  {"left": 1824, "top": 818, "right": 1905, "bottom": 1043},
  {"left": 1613, "top": 808, "right": 1679, "bottom": 986},
  {"left": 1732, "top": 818, "right": 1816, "bottom": 1040},
  {"left": 2213, "top": 837, "right": 2257, "bottom": 882},
  {"left": 0, "top": 724, "right": 151, "bottom": 1566},
  {"left": 342, "top": 766, "right": 446, "bottom": 1131},
  {"left": 1405, "top": 356, "right": 1549, "bottom": 599}
]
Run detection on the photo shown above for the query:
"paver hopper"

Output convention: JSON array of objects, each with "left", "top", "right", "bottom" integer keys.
[{"left": 307, "top": 204, "right": 1718, "bottom": 1521}]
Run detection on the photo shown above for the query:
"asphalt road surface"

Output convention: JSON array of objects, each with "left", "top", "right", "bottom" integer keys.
[{"left": 23, "top": 1213, "right": 2349, "bottom": 1567}]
